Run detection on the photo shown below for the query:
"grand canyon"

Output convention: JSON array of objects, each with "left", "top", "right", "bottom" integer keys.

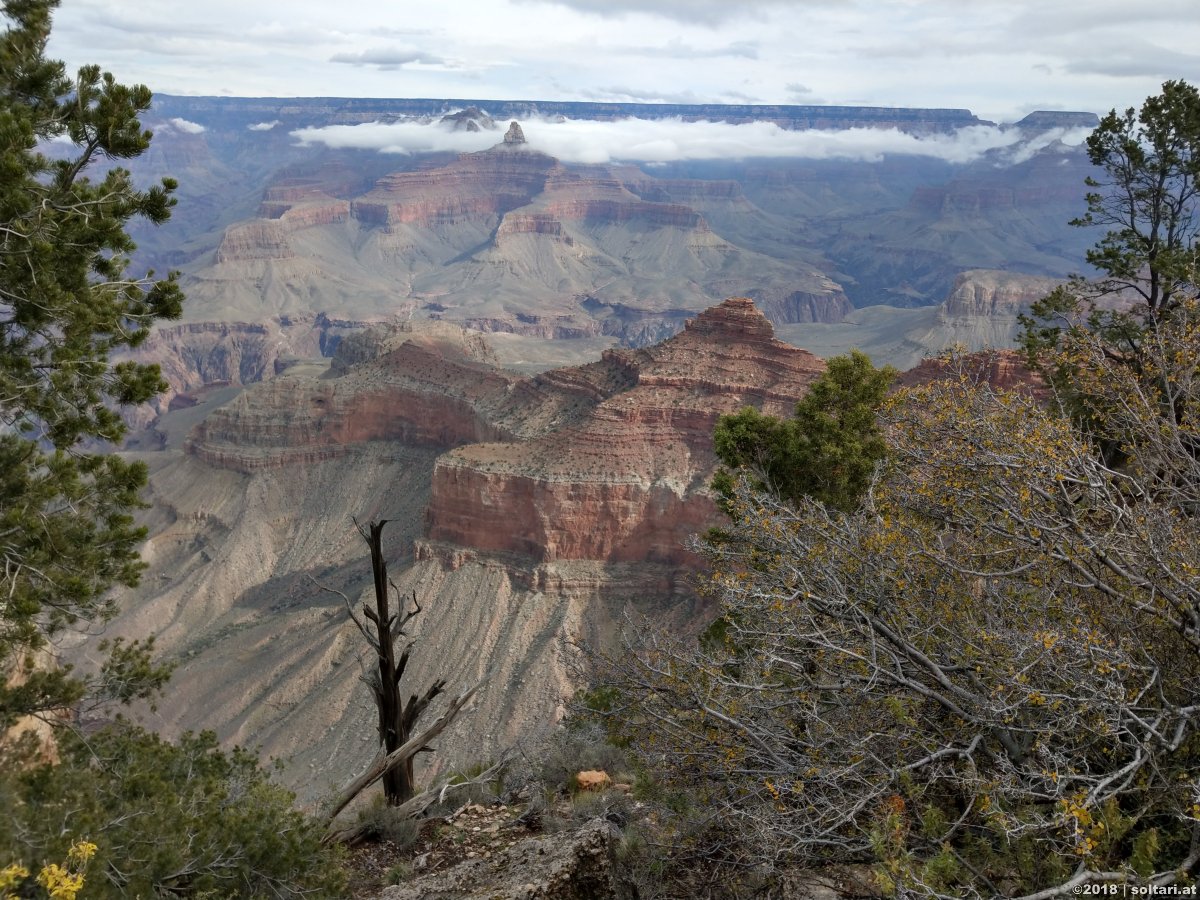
[
  {"left": 7, "top": 0, "right": 1197, "bottom": 893},
  {"left": 86, "top": 96, "right": 1101, "bottom": 803}
]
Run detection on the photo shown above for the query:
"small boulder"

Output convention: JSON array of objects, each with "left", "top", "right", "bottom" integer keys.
[{"left": 575, "top": 770, "right": 611, "bottom": 792}]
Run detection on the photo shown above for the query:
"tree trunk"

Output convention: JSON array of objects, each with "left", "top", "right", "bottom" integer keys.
[{"left": 364, "top": 520, "right": 412, "bottom": 804}]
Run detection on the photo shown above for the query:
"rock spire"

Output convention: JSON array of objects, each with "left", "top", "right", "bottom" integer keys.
[{"left": 503, "top": 121, "right": 526, "bottom": 144}]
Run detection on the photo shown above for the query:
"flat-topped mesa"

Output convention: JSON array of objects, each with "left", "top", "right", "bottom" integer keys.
[{"left": 1013, "top": 110, "right": 1100, "bottom": 131}]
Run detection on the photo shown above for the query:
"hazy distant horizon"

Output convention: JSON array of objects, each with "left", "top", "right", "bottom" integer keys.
[{"left": 43, "top": 0, "right": 1200, "bottom": 124}]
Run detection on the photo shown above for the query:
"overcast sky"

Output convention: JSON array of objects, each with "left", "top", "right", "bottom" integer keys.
[{"left": 44, "top": 0, "right": 1200, "bottom": 124}]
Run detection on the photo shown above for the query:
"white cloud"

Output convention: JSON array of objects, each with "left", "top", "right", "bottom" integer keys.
[
  {"left": 42, "top": 0, "right": 1200, "bottom": 123},
  {"left": 515, "top": 0, "right": 805, "bottom": 26},
  {"left": 169, "top": 117, "right": 207, "bottom": 134},
  {"left": 290, "top": 115, "right": 1089, "bottom": 166},
  {"left": 247, "top": 120, "right": 281, "bottom": 131},
  {"left": 1004, "top": 126, "right": 1093, "bottom": 164},
  {"left": 290, "top": 120, "right": 498, "bottom": 155}
]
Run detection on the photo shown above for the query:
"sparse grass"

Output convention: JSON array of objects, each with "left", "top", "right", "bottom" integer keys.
[
  {"left": 542, "top": 786, "right": 636, "bottom": 834},
  {"left": 537, "top": 722, "right": 632, "bottom": 795},
  {"left": 355, "top": 797, "right": 422, "bottom": 849},
  {"left": 385, "top": 861, "right": 413, "bottom": 885}
]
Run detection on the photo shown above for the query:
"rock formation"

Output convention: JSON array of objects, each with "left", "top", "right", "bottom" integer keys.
[
  {"left": 424, "top": 299, "right": 822, "bottom": 568},
  {"left": 503, "top": 121, "right": 526, "bottom": 144},
  {"left": 176, "top": 134, "right": 850, "bottom": 345},
  {"left": 104, "top": 300, "right": 824, "bottom": 800},
  {"left": 895, "top": 348, "right": 1046, "bottom": 397},
  {"left": 937, "top": 269, "right": 1061, "bottom": 319},
  {"left": 117, "top": 314, "right": 373, "bottom": 432},
  {"left": 380, "top": 818, "right": 630, "bottom": 900}
]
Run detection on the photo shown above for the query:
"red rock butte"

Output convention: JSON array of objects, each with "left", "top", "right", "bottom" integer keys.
[
  {"left": 421, "top": 297, "right": 824, "bottom": 565},
  {"left": 187, "top": 298, "right": 825, "bottom": 567}
]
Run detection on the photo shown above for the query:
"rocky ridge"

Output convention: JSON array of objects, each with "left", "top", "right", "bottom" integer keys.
[
  {"left": 180, "top": 135, "right": 850, "bottom": 343},
  {"left": 107, "top": 300, "right": 824, "bottom": 799}
]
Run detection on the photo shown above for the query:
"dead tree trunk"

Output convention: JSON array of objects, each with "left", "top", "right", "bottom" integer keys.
[{"left": 357, "top": 519, "right": 446, "bottom": 806}]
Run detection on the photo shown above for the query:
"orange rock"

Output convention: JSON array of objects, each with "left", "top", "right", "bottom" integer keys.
[{"left": 576, "top": 770, "right": 611, "bottom": 792}]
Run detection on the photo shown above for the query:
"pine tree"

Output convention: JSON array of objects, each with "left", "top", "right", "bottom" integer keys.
[
  {"left": 711, "top": 350, "right": 894, "bottom": 515},
  {"left": 1020, "top": 80, "right": 1200, "bottom": 462},
  {"left": 0, "top": 0, "right": 182, "bottom": 725}
]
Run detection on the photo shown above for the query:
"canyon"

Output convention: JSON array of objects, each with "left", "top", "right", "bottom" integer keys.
[
  {"left": 93, "top": 96, "right": 1104, "bottom": 804},
  {"left": 108, "top": 299, "right": 825, "bottom": 799},
  {"left": 176, "top": 121, "right": 850, "bottom": 345},
  {"left": 115, "top": 96, "right": 1098, "bottom": 401}
]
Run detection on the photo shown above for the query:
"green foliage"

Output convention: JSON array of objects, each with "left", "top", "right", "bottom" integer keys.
[
  {"left": 1021, "top": 80, "right": 1200, "bottom": 454},
  {"left": 537, "top": 721, "right": 632, "bottom": 795},
  {"left": 0, "top": 725, "right": 346, "bottom": 898},
  {"left": 0, "top": 0, "right": 182, "bottom": 721},
  {"left": 0, "top": 10, "right": 343, "bottom": 899},
  {"left": 595, "top": 318, "right": 1200, "bottom": 896},
  {"left": 712, "top": 350, "right": 894, "bottom": 515}
]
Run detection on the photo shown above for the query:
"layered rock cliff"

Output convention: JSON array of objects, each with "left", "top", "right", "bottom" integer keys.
[
  {"left": 119, "top": 314, "right": 374, "bottom": 432},
  {"left": 105, "top": 300, "right": 824, "bottom": 800},
  {"left": 178, "top": 137, "right": 850, "bottom": 344},
  {"left": 938, "top": 269, "right": 1061, "bottom": 318},
  {"left": 425, "top": 299, "right": 822, "bottom": 569}
]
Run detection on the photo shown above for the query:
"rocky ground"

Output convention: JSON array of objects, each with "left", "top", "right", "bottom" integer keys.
[
  {"left": 337, "top": 766, "right": 875, "bottom": 900},
  {"left": 343, "top": 788, "right": 640, "bottom": 900}
]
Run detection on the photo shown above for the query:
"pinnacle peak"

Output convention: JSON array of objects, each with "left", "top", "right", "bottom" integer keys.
[{"left": 503, "top": 121, "right": 526, "bottom": 144}]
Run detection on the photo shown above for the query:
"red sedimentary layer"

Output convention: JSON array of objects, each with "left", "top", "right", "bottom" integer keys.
[
  {"left": 543, "top": 198, "right": 704, "bottom": 228},
  {"left": 895, "top": 348, "right": 1046, "bottom": 397},
  {"left": 351, "top": 149, "right": 560, "bottom": 227},
  {"left": 186, "top": 339, "right": 517, "bottom": 474},
  {"left": 185, "top": 299, "right": 825, "bottom": 568},
  {"left": 425, "top": 298, "right": 825, "bottom": 565}
]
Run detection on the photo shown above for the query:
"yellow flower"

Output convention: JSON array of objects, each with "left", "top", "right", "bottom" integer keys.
[
  {"left": 37, "top": 863, "right": 85, "bottom": 900},
  {"left": 0, "top": 863, "right": 31, "bottom": 895},
  {"left": 67, "top": 842, "right": 97, "bottom": 865}
]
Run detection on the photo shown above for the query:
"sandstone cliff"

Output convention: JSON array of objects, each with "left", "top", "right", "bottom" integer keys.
[
  {"left": 178, "top": 139, "right": 850, "bottom": 344},
  {"left": 119, "top": 314, "right": 376, "bottom": 433},
  {"left": 104, "top": 300, "right": 823, "bottom": 800}
]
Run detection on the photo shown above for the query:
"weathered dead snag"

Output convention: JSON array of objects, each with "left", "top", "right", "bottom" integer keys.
[{"left": 312, "top": 518, "right": 468, "bottom": 814}]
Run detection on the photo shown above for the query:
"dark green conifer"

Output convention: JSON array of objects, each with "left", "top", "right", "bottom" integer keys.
[{"left": 0, "top": 0, "right": 181, "bottom": 724}]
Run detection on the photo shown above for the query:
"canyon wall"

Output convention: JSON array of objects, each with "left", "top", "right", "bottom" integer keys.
[{"left": 106, "top": 300, "right": 824, "bottom": 799}]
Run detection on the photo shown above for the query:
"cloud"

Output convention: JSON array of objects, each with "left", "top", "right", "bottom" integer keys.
[
  {"left": 785, "top": 82, "right": 826, "bottom": 104},
  {"left": 169, "top": 117, "right": 206, "bottom": 134},
  {"left": 248, "top": 120, "right": 281, "bottom": 131},
  {"left": 329, "top": 47, "right": 452, "bottom": 69},
  {"left": 518, "top": 0, "right": 808, "bottom": 26},
  {"left": 290, "top": 120, "right": 499, "bottom": 155},
  {"left": 291, "top": 115, "right": 1089, "bottom": 166},
  {"left": 616, "top": 39, "right": 760, "bottom": 60},
  {"left": 577, "top": 86, "right": 710, "bottom": 104},
  {"left": 1004, "top": 126, "right": 1094, "bottom": 164},
  {"left": 1062, "top": 46, "right": 1200, "bottom": 79}
]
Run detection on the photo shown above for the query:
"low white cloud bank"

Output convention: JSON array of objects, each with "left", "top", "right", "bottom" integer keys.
[
  {"left": 248, "top": 120, "right": 281, "bottom": 131},
  {"left": 290, "top": 116, "right": 1091, "bottom": 165},
  {"left": 169, "top": 117, "right": 207, "bottom": 134}
]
